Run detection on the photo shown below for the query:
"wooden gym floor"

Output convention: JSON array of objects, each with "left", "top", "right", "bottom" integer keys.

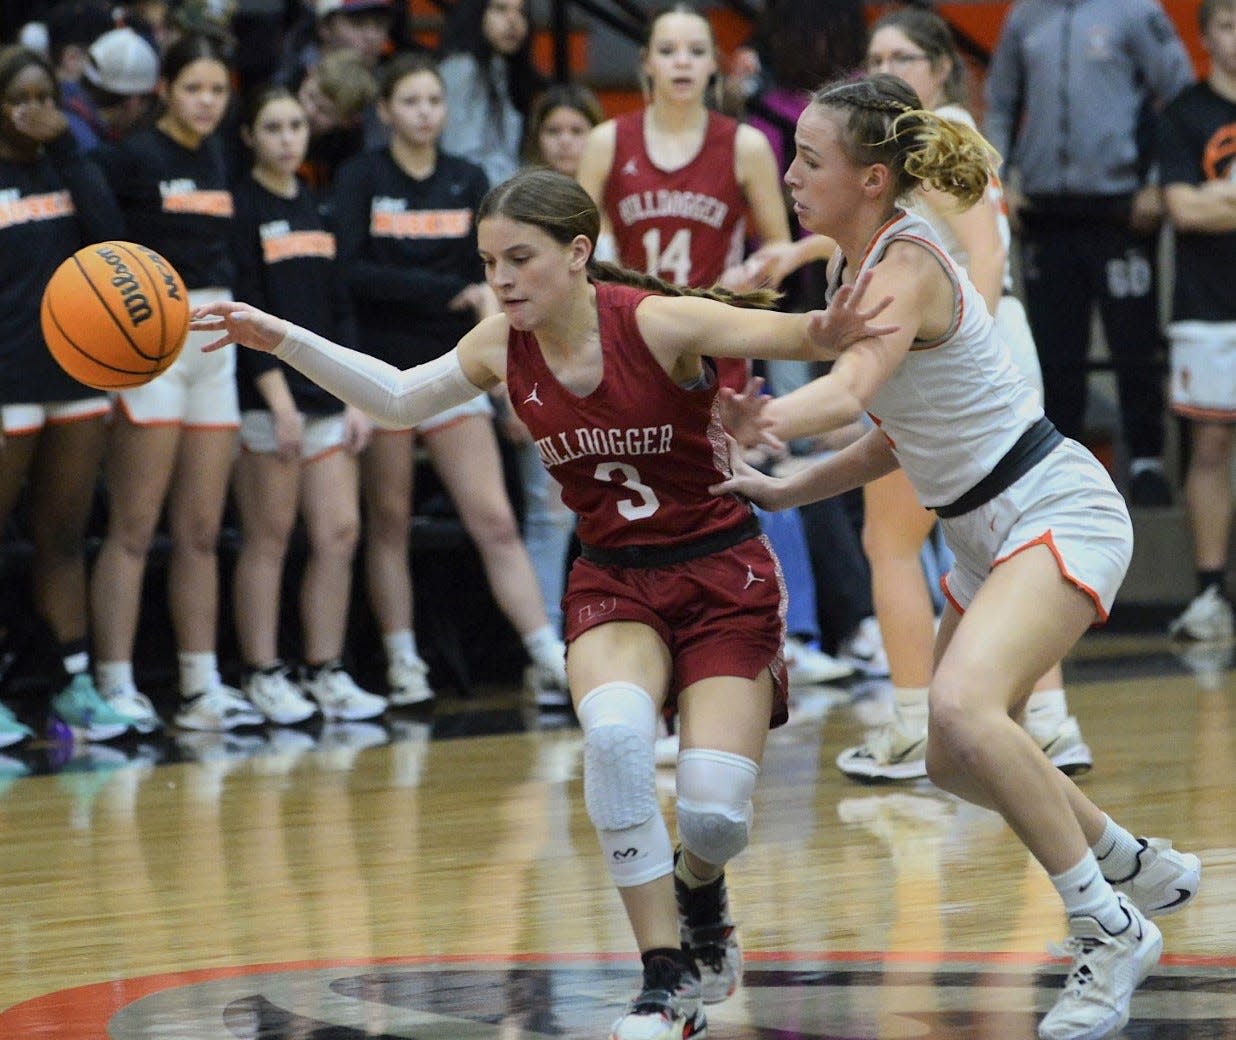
[{"left": 0, "top": 630, "right": 1232, "bottom": 1039}]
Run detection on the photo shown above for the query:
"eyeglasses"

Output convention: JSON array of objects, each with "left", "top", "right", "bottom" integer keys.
[{"left": 864, "top": 52, "right": 932, "bottom": 74}]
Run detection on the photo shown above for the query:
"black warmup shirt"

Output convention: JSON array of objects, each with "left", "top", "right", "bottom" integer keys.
[
  {"left": 0, "top": 132, "right": 124, "bottom": 404},
  {"left": 330, "top": 149, "right": 487, "bottom": 367},
  {"left": 93, "top": 127, "right": 235, "bottom": 292},
  {"left": 1159, "top": 81, "right": 1236, "bottom": 323},
  {"left": 230, "top": 174, "right": 354, "bottom": 415}
]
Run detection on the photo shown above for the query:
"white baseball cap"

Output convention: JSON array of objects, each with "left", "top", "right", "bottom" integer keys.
[{"left": 83, "top": 27, "right": 159, "bottom": 96}]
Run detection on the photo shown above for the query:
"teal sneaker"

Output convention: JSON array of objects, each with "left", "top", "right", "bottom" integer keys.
[
  {"left": 0, "top": 701, "right": 34, "bottom": 748},
  {"left": 50, "top": 674, "right": 132, "bottom": 742}
]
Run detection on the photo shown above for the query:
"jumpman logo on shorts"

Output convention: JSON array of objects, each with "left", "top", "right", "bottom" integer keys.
[
  {"left": 622, "top": 158, "right": 639, "bottom": 176},
  {"left": 524, "top": 383, "right": 543, "bottom": 406},
  {"left": 743, "top": 565, "right": 766, "bottom": 590}
]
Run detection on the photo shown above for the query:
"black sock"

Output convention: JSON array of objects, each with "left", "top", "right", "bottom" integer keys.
[
  {"left": 1198, "top": 570, "right": 1227, "bottom": 598},
  {"left": 641, "top": 946, "right": 696, "bottom": 974}
]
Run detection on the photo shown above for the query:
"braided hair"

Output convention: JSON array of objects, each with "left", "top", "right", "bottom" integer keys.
[
  {"left": 478, "top": 168, "right": 782, "bottom": 310},
  {"left": 812, "top": 74, "right": 998, "bottom": 209}
]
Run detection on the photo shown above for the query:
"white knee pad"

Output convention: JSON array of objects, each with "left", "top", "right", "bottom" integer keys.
[
  {"left": 577, "top": 681, "right": 673, "bottom": 887},
  {"left": 676, "top": 748, "right": 759, "bottom": 867}
]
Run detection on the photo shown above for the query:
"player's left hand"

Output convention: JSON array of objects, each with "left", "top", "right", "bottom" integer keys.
[
  {"left": 709, "top": 434, "right": 785, "bottom": 509},
  {"left": 807, "top": 269, "right": 897, "bottom": 356}
]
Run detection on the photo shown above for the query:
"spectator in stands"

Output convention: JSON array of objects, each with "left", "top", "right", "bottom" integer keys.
[
  {"left": 295, "top": 47, "right": 377, "bottom": 190},
  {"left": 330, "top": 53, "right": 566, "bottom": 706},
  {"left": 1159, "top": 0, "right": 1236, "bottom": 642},
  {"left": 63, "top": 26, "right": 160, "bottom": 152},
  {"left": 0, "top": 44, "right": 132, "bottom": 745},
  {"left": 984, "top": 0, "right": 1194, "bottom": 507},
  {"left": 230, "top": 84, "right": 387, "bottom": 724},
  {"left": 724, "top": 0, "right": 866, "bottom": 171},
  {"left": 43, "top": 1, "right": 116, "bottom": 87},
  {"left": 276, "top": 0, "right": 399, "bottom": 155},
  {"left": 90, "top": 32, "right": 265, "bottom": 734},
  {"left": 523, "top": 81, "right": 601, "bottom": 178},
  {"left": 438, "top": 0, "right": 543, "bottom": 189}
]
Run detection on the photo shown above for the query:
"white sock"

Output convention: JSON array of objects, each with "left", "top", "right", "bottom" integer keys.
[
  {"left": 63, "top": 650, "right": 90, "bottom": 676},
  {"left": 179, "top": 652, "right": 219, "bottom": 698},
  {"left": 1129, "top": 457, "right": 1164, "bottom": 477},
  {"left": 1092, "top": 814, "right": 1144, "bottom": 883},
  {"left": 383, "top": 629, "right": 418, "bottom": 664},
  {"left": 1050, "top": 851, "right": 1128, "bottom": 933},
  {"left": 893, "top": 686, "right": 929, "bottom": 730},
  {"left": 97, "top": 660, "right": 135, "bottom": 693},
  {"left": 522, "top": 624, "right": 563, "bottom": 668},
  {"left": 1026, "top": 687, "right": 1067, "bottom": 724}
]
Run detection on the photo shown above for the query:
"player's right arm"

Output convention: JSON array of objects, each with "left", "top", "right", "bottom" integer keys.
[{"left": 190, "top": 302, "right": 507, "bottom": 428}]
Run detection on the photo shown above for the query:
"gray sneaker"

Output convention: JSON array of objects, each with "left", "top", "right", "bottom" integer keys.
[
  {"left": 1168, "top": 586, "right": 1234, "bottom": 642},
  {"left": 176, "top": 683, "right": 266, "bottom": 731},
  {"left": 242, "top": 668, "right": 316, "bottom": 726},
  {"left": 302, "top": 665, "right": 387, "bottom": 721}
]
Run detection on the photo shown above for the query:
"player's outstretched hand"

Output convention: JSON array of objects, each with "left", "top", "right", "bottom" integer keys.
[
  {"left": 709, "top": 434, "right": 788, "bottom": 510},
  {"left": 807, "top": 269, "right": 897, "bottom": 356},
  {"left": 191, "top": 300, "right": 289, "bottom": 353},
  {"left": 718, "top": 376, "right": 786, "bottom": 453}
]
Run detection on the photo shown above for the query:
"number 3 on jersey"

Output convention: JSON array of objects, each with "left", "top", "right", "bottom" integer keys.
[
  {"left": 594, "top": 461, "right": 660, "bottom": 521},
  {"left": 641, "top": 227, "right": 693, "bottom": 285}
]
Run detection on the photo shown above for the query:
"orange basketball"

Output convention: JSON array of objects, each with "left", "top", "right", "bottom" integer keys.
[{"left": 39, "top": 241, "right": 190, "bottom": 391}]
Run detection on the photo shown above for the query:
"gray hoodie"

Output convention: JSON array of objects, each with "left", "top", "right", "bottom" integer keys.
[{"left": 983, "top": 0, "right": 1193, "bottom": 199}]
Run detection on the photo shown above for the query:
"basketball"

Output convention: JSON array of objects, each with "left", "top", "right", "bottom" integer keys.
[{"left": 39, "top": 241, "right": 190, "bottom": 391}]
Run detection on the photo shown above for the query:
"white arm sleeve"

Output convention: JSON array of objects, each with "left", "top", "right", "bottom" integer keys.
[{"left": 273, "top": 323, "right": 484, "bottom": 430}]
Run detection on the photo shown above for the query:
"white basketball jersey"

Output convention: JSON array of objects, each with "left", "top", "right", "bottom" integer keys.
[{"left": 828, "top": 209, "right": 1043, "bottom": 508}]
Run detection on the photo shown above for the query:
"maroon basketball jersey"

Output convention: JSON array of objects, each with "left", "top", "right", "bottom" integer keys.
[
  {"left": 604, "top": 110, "right": 747, "bottom": 288},
  {"left": 506, "top": 282, "right": 755, "bottom": 549}
]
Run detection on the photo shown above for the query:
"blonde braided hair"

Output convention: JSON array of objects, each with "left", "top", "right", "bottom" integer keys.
[{"left": 813, "top": 74, "right": 999, "bottom": 209}]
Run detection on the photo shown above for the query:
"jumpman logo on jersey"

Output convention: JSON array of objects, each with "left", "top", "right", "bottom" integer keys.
[
  {"left": 524, "top": 383, "right": 543, "bottom": 406},
  {"left": 743, "top": 565, "right": 766, "bottom": 590},
  {"left": 622, "top": 158, "right": 639, "bottom": 176}
]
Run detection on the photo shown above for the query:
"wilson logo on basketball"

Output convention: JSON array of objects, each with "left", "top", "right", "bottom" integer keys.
[
  {"left": 137, "top": 246, "right": 185, "bottom": 303},
  {"left": 96, "top": 245, "right": 154, "bottom": 327}
]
